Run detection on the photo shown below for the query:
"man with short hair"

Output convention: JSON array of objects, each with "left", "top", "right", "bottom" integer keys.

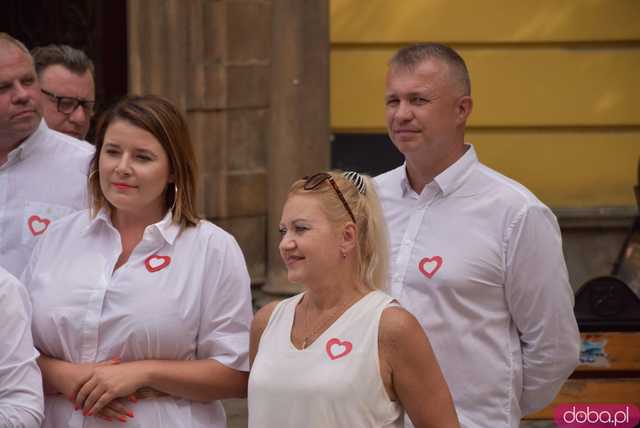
[
  {"left": 32, "top": 44, "right": 95, "bottom": 140},
  {"left": 0, "top": 33, "right": 94, "bottom": 277},
  {"left": 375, "top": 43, "right": 580, "bottom": 428}
]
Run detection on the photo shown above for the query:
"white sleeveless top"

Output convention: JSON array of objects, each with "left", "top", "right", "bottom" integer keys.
[{"left": 248, "top": 290, "right": 403, "bottom": 428}]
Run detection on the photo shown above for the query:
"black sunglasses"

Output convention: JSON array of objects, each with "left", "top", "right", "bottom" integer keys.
[
  {"left": 303, "top": 172, "right": 356, "bottom": 223},
  {"left": 41, "top": 89, "right": 95, "bottom": 116}
]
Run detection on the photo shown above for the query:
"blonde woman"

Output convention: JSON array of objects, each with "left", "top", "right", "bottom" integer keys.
[{"left": 248, "top": 171, "right": 459, "bottom": 428}]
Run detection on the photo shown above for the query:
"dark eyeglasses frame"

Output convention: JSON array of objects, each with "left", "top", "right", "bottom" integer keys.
[
  {"left": 303, "top": 172, "right": 356, "bottom": 223},
  {"left": 41, "top": 89, "right": 95, "bottom": 116}
]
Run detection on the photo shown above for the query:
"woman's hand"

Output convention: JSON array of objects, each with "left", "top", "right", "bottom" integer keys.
[
  {"left": 38, "top": 355, "right": 136, "bottom": 422},
  {"left": 94, "top": 398, "right": 135, "bottom": 423},
  {"left": 75, "top": 362, "right": 148, "bottom": 416},
  {"left": 37, "top": 355, "right": 119, "bottom": 401}
]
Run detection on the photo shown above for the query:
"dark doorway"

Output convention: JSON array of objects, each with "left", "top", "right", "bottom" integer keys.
[
  {"left": 331, "top": 133, "right": 404, "bottom": 177},
  {"left": 1, "top": 0, "right": 128, "bottom": 139}
]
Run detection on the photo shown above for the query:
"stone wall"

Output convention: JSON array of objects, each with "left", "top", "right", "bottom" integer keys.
[{"left": 128, "top": 0, "right": 274, "bottom": 282}]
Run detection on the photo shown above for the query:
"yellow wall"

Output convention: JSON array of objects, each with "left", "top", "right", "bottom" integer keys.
[{"left": 330, "top": 0, "right": 640, "bottom": 208}]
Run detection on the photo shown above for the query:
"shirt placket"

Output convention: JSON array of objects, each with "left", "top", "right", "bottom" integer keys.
[
  {"left": 0, "top": 170, "right": 8, "bottom": 249},
  {"left": 79, "top": 229, "right": 121, "bottom": 364},
  {"left": 0, "top": 152, "right": 18, "bottom": 254},
  {"left": 390, "top": 185, "right": 440, "bottom": 298}
]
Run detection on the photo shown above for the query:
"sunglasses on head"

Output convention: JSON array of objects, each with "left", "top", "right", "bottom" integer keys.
[{"left": 303, "top": 172, "right": 356, "bottom": 223}]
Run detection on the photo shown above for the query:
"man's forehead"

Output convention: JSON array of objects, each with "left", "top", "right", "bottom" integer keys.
[
  {"left": 41, "top": 64, "right": 91, "bottom": 79},
  {"left": 0, "top": 42, "right": 35, "bottom": 69},
  {"left": 0, "top": 39, "right": 29, "bottom": 56},
  {"left": 40, "top": 64, "right": 95, "bottom": 99},
  {"left": 386, "top": 59, "right": 453, "bottom": 92},
  {"left": 388, "top": 58, "right": 448, "bottom": 78}
]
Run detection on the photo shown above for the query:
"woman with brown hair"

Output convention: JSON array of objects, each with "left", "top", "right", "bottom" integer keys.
[
  {"left": 248, "top": 171, "right": 459, "bottom": 428},
  {"left": 22, "top": 95, "right": 253, "bottom": 427}
]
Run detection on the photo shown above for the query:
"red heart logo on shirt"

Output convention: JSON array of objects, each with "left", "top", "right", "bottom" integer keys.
[
  {"left": 326, "top": 338, "right": 353, "bottom": 360},
  {"left": 144, "top": 255, "right": 171, "bottom": 272},
  {"left": 418, "top": 256, "right": 443, "bottom": 279},
  {"left": 28, "top": 215, "right": 51, "bottom": 236}
]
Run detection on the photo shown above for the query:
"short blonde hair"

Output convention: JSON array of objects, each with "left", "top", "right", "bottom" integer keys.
[
  {"left": 288, "top": 171, "right": 390, "bottom": 291},
  {"left": 89, "top": 95, "right": 200, "bottom": 228}
]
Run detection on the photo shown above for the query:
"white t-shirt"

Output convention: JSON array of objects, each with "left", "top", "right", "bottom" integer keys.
[
  {"left": 22, "top": 208, "right": 254, "bottom": 428},
  {"left": 0, "top": 266, "right": 44, "bottom": 428},
  {"left": 0, "top": 119, "right": 94, "bottom": 278},
  {"left": 375, "top": 145, "right": 580, "bottom": 428},
  {"left": 248, "top": 290, "right": 403, "bottom": 428}
]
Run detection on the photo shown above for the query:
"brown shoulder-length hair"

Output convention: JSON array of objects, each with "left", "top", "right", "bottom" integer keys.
[{"left": 89, "top": 95, "right": 200, "bottom": 228}]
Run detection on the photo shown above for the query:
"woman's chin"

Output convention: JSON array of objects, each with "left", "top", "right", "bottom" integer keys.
[{"left": 286, "top": 270, "right": 306, "bottom": 286}]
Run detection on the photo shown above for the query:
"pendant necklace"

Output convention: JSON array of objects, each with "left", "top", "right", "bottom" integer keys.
[{"left": 299, "top": 296, "right": 353, "bottom": 349}]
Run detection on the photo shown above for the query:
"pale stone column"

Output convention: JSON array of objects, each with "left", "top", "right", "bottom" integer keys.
[
  {"left": 263, "top": 0, "right": 330, "bottom": 296},
  {"left": 128, "top": 0, "right": 273, "bottom": 284}
]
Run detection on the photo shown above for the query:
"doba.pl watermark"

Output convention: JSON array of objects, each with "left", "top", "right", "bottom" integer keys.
[{"left": 554, "top": 404, "right": 640, "bottom": 427}]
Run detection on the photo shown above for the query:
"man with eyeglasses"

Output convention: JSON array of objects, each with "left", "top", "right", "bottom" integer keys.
[
  {"left": 0, "top": 33, "right": 94, "bottom": 278},
  {"left": 32, "top": 44, "right": 95, "bottom": 140}
]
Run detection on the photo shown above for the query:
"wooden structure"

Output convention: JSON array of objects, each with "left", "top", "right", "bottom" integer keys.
[{"left": 529, "top": 332, "right": 640, "bottom": 420}]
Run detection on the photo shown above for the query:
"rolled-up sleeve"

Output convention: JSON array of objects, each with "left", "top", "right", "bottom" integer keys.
[
  {"left": 0, "top": 268, "right": 44, "bottom": 428},
  {"left": 504, "top": 205, "right": 581, "bottom": 416},
  {"left": 196, "top": 232, "right": 254, "bottom": 371}
]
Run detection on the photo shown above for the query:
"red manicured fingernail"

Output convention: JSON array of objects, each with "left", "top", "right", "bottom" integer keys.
[
  {"left": 118, "top": 415, "right": 127, "bottom": 423},
  {"left": 88, "top": 411, "right": 93, "bottom": 417},
  {"left": 127, "top": 411, "right": 134, "bottom": 417}
]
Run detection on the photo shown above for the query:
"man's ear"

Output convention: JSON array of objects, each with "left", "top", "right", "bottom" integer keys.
[{"left": 456, "top": 95, "right": 473, "bottom": 126}]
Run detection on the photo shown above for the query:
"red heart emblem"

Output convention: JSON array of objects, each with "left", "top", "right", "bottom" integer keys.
[
  {"left": 418, "top": 256, "right": 443, "bottom": 279},
  {"left": 144, "top": 254, "right": 171, "bottom": 272},
  {"left": 28, "top": 215, "right": 51, "bottom": 236},
  {"left": 326, "top": 338, "right": 353, "bottom": 360}
]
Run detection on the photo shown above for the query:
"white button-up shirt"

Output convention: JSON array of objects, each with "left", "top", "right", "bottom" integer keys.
[
  {"left": 0, "top": 266, "right": 44, "bottom": 428},
  {"left": 22, "top": 208, "right": 254, "bottom": 428},
  {"left": 375, "top": 145, "right": 580, "bottom": 428},
  {"left": 0, "top": 120, "right": 94, "bottom": 278}
]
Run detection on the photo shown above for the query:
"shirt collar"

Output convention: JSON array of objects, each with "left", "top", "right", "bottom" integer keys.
[
  {"left": 6, "top": 119, "right": 47, "bottom": 163},
  {"left": 83, "top": 207, "right": 180, "bottom": 245},
  {"left": 400, "top": 143, "right": 478, "bottom": 197},
  {"left": 433, "top": 143, "right": 478, "bottom": 197}
]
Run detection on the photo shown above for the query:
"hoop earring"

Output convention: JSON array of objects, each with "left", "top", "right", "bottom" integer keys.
[{"left": 170, "top": 183, "right": 178, "bottom": 213}]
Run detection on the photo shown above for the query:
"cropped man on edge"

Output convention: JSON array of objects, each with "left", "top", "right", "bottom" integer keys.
[{"left": 0, "top": 33, "right": 93, "bottom": 277}]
